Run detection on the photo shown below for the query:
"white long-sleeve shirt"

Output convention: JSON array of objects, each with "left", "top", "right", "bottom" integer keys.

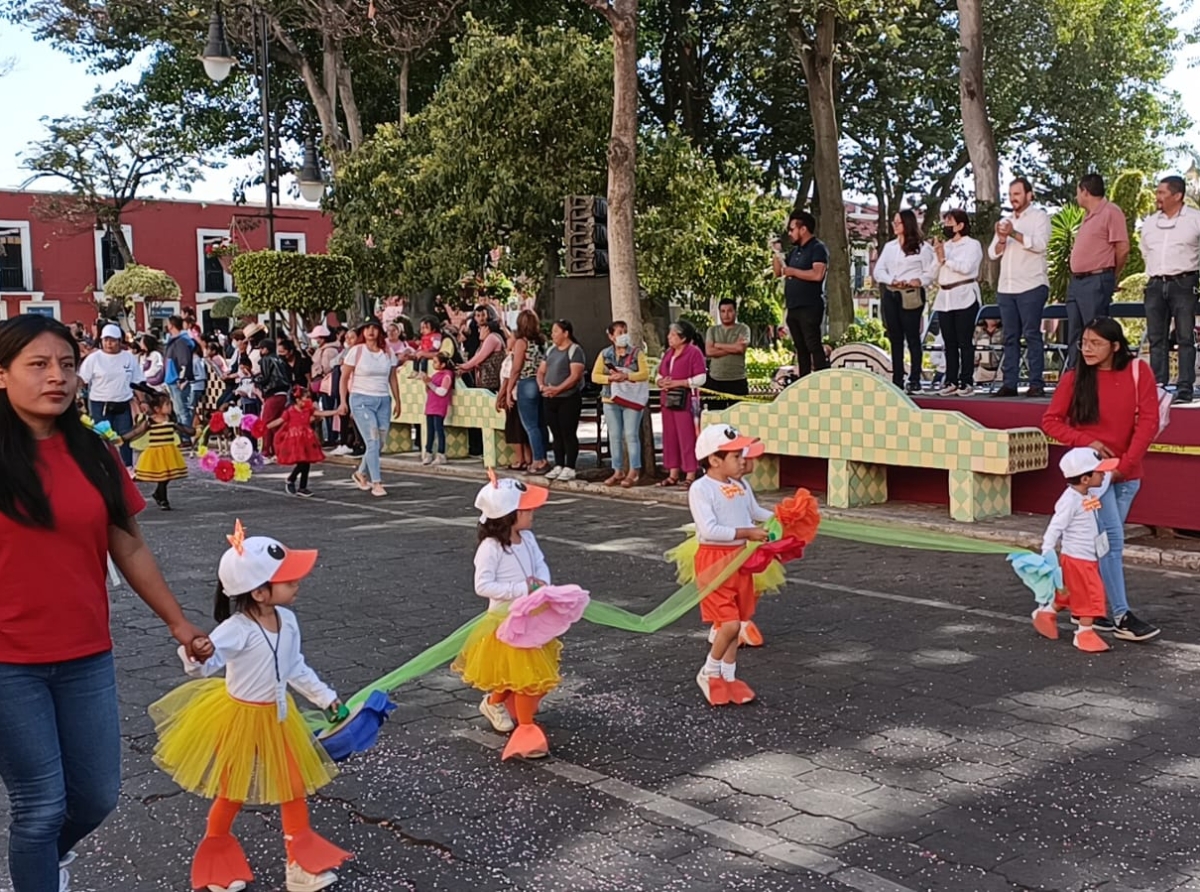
[
  {"left": 179, "top": 608, "right": 337, "bottom": 719},
  {"left": 474, "top": 532, "right": 552, "bottom": 612},
  {"left": 988, "top": 205, "right": 1050, "bottom": 294},
  {"left": 689, "top": 473, "right": 768, "bottom": 546},
  {"left": 1140, "top": 206, "right": 1200, "bottom": 277},
  {"left": 873, "top": 240, "right": 936, "bottom": 290},
  {"left": 1041, "top": 476, "right": 1111, "bottom": 561},
  {"left": 932, "top": 238, "right": 983, "bottom": 312}
]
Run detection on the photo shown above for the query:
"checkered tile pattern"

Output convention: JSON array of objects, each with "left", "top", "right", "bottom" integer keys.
[
  {"left": 703, "top": 368, "right": 1048, "bottom": 521},
  {"left": 383, "top": 375, "right": 514, "bottom": 466}
]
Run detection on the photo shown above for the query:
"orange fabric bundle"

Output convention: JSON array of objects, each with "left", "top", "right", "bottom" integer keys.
[{"left": 774, "top": 488, "right": 821, "bottom": 544}]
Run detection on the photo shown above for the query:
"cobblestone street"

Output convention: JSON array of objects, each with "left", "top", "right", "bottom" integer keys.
[{"left": 5, "top": 469, "right": 1200, "bottom": 892}]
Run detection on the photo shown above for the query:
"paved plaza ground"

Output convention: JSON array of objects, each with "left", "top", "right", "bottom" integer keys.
[{"left": 5, "top": 468, "right": 1200, "bottom": 892}]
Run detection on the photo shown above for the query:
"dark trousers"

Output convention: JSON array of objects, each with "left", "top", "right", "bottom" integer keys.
[
  {"left": 89, "top": 400, "right": 133, "bottom": 466},
  {"left": 940, "top": 304, "right": 979, "bottom": 389},
  {"left": 287, "top": 462, "right": 311, "bottom": 488},
  {"left": 1145, "top": 274, "right": 1199, "bottom": 398},
  {"left": 704, "top": 375, "right": 749, "bottom": 411},
  {"left": 544, "top": 391, "right": 583, "bottom": 469},
  {"left": 997, "top": 285, "right": 1049, "bottom": 389},
  {"left": 786, "top": 306, "right": 828, "bottom": 378},
  {"left": 1065, "top": 271, "right": 1115, "bottom": 369},
  {"left": 881, "top": 289, "right": 924, "bottom": 387}
]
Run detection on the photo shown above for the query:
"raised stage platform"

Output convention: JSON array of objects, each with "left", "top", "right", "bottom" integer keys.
[{"left": 779, "top": 393, "right": 1200, "bottom": 531}]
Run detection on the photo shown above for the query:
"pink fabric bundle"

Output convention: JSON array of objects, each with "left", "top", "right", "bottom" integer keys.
[{"left": 496, "top": 584, "right": 591, "bottom": 649}]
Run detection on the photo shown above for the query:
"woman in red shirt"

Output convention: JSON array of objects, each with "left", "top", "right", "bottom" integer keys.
[
  {"left": 0, "top": 315, "right": 212, "bottom": 892},
  {"left": 1042, "top": 317, "right": 1161, "bottom": 642}
]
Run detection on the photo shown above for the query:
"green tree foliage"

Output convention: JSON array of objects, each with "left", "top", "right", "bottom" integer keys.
[
  {"left": 1109, "top": 170, "right": 1155, "bottom": 277},
  {"left": 231, "top": 251, "right": 355, "bottom": 317},
  {"left": 328, "top": 19, "right": 613, "bottom": 295},
  {"left": 1046, "top": 205, "right": 1084, "bottom": 303}
]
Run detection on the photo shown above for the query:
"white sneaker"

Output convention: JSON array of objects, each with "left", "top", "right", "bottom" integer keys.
[
  {"left": 479, "top": 695, "right": 515, "bottom": 732},
  {"left": 59, "top": 868, "right": 70, "bottom": 892},
  {"left": 286, "top": 861, "right": 338, "bottom": 892},
  {"left": 544, "top": 466, "right": 563, "bottom": 480},
  {"left": 331, "top": 445, "right": 351, "bottom": 456},
  {"left": 208, "top": 882, "right": 248, "bottom": 892},
  {"left": 557, "top": 467, "right": 576, "bottom": 481},
  {"left": 938, "top": 384, "right": 959, "bottom": 397},
  {"left": 420, "top": 452, "right": 432, "bottom": 465},
  {"left": 958, "top": 385, "right": 974, "bottom": 397},
  {"left": 432, "top": 454, "right": 447, "bottom": 465}
]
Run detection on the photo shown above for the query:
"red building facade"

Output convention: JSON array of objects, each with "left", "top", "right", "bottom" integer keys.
[{"left": 0, "top": 190, "right": 333, "bottom": 332}]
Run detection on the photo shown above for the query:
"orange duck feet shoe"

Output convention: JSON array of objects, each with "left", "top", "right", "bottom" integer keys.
[
  {"left": 696, "top": 671, "right": 731, "bottom": 706},
  {"left": 1074, "top": 627, "right": 1110, "bottom": 653},
  {"left": 501, "top": 723, "right": 550, "bottom": 760},
  {"left": 739, "top": 621, "right": 764, "bottom": 648},
  {"left": 284, "top": 829, "right": 353, "bottom": 875},
  {"left": 191, "top": 835, "right": 253, "bottom": 891},
  {"left": 1032, "top": 608, "right": 1060, "bottom": 640},
  {"left": 727, "top": 679, "right": 756, "bottom": 704}
]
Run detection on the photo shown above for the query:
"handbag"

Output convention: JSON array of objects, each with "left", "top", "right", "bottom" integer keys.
[
  {"left": 663, "top": 387, "right": 688, "bottom": 410},
  {"left": 898, "top": 287, "right": 923, "bottom": 311},
  {"left": 1132, "top": 359, "right": 1171, "bottom": 437}
]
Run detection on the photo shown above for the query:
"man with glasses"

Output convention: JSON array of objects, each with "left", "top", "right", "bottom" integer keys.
[
  {"left": 1141, "top": 175, "right": 1200, "bottom": 403},
  {"left": 989, "top": 177, "right": 1051, "bottom": 397}
]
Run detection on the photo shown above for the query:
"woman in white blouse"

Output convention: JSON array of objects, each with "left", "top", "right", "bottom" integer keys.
[
  {"left": 932, "top": 209, "right": 984, "bottom": 397},
  {"left": 874, "top": 209, "right": 935, "bottom": 394}
]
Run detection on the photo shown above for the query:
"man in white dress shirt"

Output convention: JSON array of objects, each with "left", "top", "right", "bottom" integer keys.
[
  {"left": 1141, "top": 175, "right": 1200, "bottom": 404},
  {"left": 988, "top": 177, "right": 1052, "bottom": 398}
]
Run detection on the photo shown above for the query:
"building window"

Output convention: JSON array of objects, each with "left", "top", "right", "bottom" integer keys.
[
  {"left": 95, "top": 225, "right": 132, "bottom": 289},
  {"left": 201, "top": 234, "right": 229, "bottom": 293},
  {"left": 0, "top": 224, "right": 28, "bottom": 291}
]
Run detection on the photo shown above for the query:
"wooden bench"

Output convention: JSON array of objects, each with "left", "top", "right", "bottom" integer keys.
[{"left": 705, "top": 368, "right": 1048, "bottom": 522}]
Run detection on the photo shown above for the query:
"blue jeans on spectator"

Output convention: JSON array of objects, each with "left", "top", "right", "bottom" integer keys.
[
  {"left": 0, "top": 651, "right": 121, "bottom": 892},
  {"left": 997, "top": 285, "right": 1048, "bottom": 390},
  {"left": 88, "top": 400, "right": 134, "bottom": 467},
  {"left": 1066, "top": 271, "right": 1115, "bottom": 369},
  {"left": 603, "top": 402, "right": 643, "bottom": 472},
  {"left": 1096, "top": 479, "right": 1141, "bottom": 619},
  {"left": 349, "top": 393, "right": 392, "bottom": 484},
  {"left": 425, "top": 414, "right": 446, "bottom": 455},
  {"left": 515, "top": 377, "right": 548, "bottom": 462},
  {"left": 167, "top": 384, "right": 196, "bottom": 442}
]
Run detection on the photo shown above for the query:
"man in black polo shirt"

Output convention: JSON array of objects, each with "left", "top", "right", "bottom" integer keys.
[{"left": 773, "top": 210, "right": 829, "bottom": 378}]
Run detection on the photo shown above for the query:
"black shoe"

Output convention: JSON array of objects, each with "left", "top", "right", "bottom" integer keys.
[
  {"left": 286, "top": 481, "right": 297, "bottom": 495},
  {"left": 1071, "top": 615, "right": 1115, "bottom": 632},
  {"left": 1173, "top": 392, "right": 1193, "bottom": 404},
  {"left": 904, "top": 382, "right": 920, "bottom": 395},
  {"left": 296, "top": 488, "right": 314, "bottom": 498},
  {"left": 1112, "top": 611, "right": 1160, "bottom": 642},
  {"left": 992, "top": 386, "right": 1019, "bottom": 398},
  {"left": 158, "top": 501, "right": 172, "bottom": 511},
  {"left": 1025, "top": 386, "right": 1046, "bottom": 398}
]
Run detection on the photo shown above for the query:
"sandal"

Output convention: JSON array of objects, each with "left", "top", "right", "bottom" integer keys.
[
  {"left": 603, "top": 473, "right": 623, "bottom": 486},
  {"left": 682, "top": 476, "right": 695, "bottom": 489},
  {"left": 508, "top": 462, "right": 529, "bottom": 471},
  {"left": 526, "top": 463, "right": 551, "bottom": 475},
  {"left": 620, "top": 474, "right": 637, "bottom": 488},
  {"left": 657, "top": 477, "right": 680, "bottom": 487}
]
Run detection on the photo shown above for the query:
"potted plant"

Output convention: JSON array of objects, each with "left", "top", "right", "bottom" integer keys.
[{"left": 205, "top": 239, "right": 241, "bottom": 273}]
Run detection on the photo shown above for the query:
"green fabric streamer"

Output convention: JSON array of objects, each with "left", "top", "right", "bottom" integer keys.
[{"left": 312, "top": 517, "right": 1028, "bottom": 730}]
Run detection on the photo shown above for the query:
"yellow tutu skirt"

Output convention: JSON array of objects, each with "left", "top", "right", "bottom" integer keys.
[
  {"left": 149, "top": 679, "right": 337, "bottom": 805},
  {"left": 665, "top": 532, "right": 786, "bottom": 596},
  {"left": 135, "top": 444, "right": 188, "bottom": 482},
  {"left": 451, "top": 610, "right": 562, "bottom": 696}
]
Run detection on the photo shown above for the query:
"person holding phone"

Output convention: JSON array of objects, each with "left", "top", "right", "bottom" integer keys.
[{"left": 773, "top": 211, "right": 829, "bottom": 381}]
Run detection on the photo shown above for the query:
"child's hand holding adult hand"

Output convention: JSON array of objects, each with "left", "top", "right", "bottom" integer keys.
[{"left": 174, "top": 623, "right": 214, "bottom": 662}]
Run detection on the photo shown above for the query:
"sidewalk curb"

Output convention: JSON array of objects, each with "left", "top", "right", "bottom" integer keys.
[{"left": 326, "top": 454, "right": 1200, "bottom": 572}]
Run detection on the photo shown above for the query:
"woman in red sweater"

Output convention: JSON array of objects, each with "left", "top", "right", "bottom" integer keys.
[
  {"left": 0, "top": 315, "right": 212, "bottom": 892},
  {"left": 1042, "top": 317, "right": 1160, "bottom": 642}
]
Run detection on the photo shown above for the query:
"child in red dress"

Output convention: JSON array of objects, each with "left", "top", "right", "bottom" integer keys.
[{"left": 269, "top": 386, "right": 338, "bottom": 497}]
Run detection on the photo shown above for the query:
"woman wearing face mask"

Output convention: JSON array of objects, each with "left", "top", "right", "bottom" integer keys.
[
  {"left": 932, "top": 209, "right": 983, "bottom": 397},
  {"left": 591, "top": 321, "right": 650, "bottom": 487}
]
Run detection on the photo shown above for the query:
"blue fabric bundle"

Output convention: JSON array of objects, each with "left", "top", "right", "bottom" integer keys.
[{"left": 1008, "top": 551, "right": 1062, "bottom": 606}]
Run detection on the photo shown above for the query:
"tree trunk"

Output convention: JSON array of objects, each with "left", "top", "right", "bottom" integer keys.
[
  {"left": 108, "top": 220, "right": 135, "bottom": 265},
  {"left": 792, "top": 10, "right": 853, "bottom": 339},
  {"left": 337, "top": 57, "right": 364, "bottom": 150},
  {"left": 590, "top": 0, "right": 642, "bottom": 346},
  {"left": 957, "top": 0, "right": 1000, "bottom": 287},
  {"left": 398, "top": 51, "right": 411, "bottom": 132}
]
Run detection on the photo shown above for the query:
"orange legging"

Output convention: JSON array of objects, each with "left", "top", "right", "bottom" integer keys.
[{"left": 487, "top": 690, "right": 541, "bottom": 724}]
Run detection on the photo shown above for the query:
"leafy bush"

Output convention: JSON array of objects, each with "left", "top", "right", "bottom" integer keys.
[
  {"left": 677, "top": 309, "right": 714, "bottom": 332},
  {"left": 103, "top": 264, "right": 181, "bottom": 301},
  {"left": 209, "top": 295, "right": 241, "bottom": 318},
  {"left": 835, "top": 314, "right": 890, "bottom": 350},
  {"left": 231, "top": 251, "right": 355, "bottom": 317},
  {"left": 1047, "top": 205, "right": 1084, "bottom": 303},
  {"left": 745, "top": 346, "right": 794, "bottom": 383},
  {"left": 1115, "top": 272, "right": 1148, "bottom": 348}
]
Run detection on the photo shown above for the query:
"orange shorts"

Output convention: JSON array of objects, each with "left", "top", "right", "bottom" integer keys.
[
  {"left": 1060, "top": 554, "right": 1107, "bottom": 619},
  {"left": 695, "top": 544, "right": 756, "bottom": 625}
]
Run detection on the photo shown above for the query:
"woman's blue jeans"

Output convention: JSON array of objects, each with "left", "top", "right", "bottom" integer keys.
[
  {"left": 603, "top": 402, "right": 644, "bottom": 471},
  {"left": 1096, "top": 479, "right": 1141, "bottom": 619},
  {"left": 0, "top": 651, "right": 121, "bottom": 892},
  {"left": 515, "top": 377, "right": 548, "bottom": 462},
  {"left": 349, "top": 393, "right": 392, "bottom": 483}
]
